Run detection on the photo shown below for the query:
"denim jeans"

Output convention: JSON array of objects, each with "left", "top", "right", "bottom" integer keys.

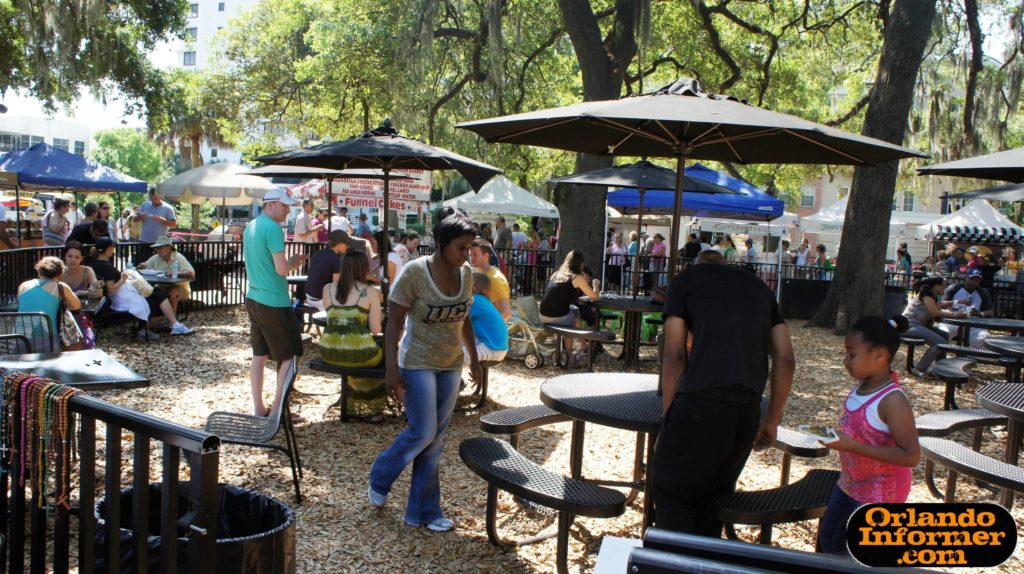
[
  {"left": 818, "top": 484, "right": 862, "bottom": 555},
  {"left": 905, "top": 322, "right": 949, "bottom": 372},
  {"left": 369, "top": 368, "right": 460, "bottom": 524}
]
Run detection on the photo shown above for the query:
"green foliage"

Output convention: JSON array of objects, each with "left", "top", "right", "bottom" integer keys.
[
  {"left": 1, "top": 0, "right": 188, "bottom": 113},
  {"left": 91, "top": 128, "right": 170, "bottom": 184},
  {"left": 194, "top": 0, "right": 1021, "bottom": 204}
]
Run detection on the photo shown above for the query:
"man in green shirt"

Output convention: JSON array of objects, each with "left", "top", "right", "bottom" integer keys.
[{"left": 244, "top": 188, "right": 308, "bottom": 417}]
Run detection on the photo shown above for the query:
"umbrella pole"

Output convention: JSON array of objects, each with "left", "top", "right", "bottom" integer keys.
[
  {"left": 15, "top": 183, "right": 21, "bottom": 244},
  {"left": 633, "top": 188, "right": 646, "bottom": 300},
  {"left": 381, "top": 169, "right": 391, "bottom": 300},
  {"left": 327, "top": 179, "right": 333, "bottom": 234},
  {"left": 774, "top": 223, "right": 783, "bottom": 302},
  {"left": 668, "top": 156, "right": 687, "bottom": 283}
]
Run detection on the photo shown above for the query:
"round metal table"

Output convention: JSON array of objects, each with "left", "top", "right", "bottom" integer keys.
[
  {"left": 540, "top": 372, "right": 660, "bottom": 526},
  {"left": 941, "top": 317, "right": 1024, "bottom": 344},
  {"left": 983, "top": 336, "right": 1024, "bottom": 383},
  {"left": 976, "top": 382, "right": 1024, "bottom": 506},
  {"left": 591, "top": 295, "right": 662, "bottom": 371}
]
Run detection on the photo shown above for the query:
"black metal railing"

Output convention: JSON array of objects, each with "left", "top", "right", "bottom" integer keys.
[{"left": 2, "top": 391, "right": 220, "bottom": 573}]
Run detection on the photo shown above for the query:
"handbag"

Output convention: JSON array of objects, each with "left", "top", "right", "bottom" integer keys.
[
  {"left": 57, "top": 283, "right": 85, "bottom": 351},
  {"left": 125, "top": 269, "right": 154, "bottom": 297}
]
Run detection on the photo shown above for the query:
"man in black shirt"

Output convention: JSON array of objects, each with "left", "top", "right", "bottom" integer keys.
[
  {"left": 305, "top": 230, "right": 368, "bottom": 310},
  {"left": 652, "top": 252, "right": 795, "bottom": 535},
  {"left": 683, "top": 233, "right": 702, "bottom": 261},
  {"left": 66, "top": 219, "right": 109, "bottom": 245}
]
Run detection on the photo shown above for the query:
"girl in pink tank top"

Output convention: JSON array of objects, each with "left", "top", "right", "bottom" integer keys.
[{"left": 818, "top": 315, "right": 921, "bottom": 555}]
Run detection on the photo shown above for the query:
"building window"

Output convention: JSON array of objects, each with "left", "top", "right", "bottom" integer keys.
[
  {"left": 189, "top": 3, "right": 198, "bottom": 17},
  {"left": 53, "top": 138, "right": 69, "bottom": 152},
  {"left": 74, "top": 141, "right": 85, "bottom": 155},
  {"left": 902, "top": 191, "right": 915, "bottom": 212},
  {"left": 0, "top": 134, "right": 17, "bottom": 152},
  {"left": 218, "top": 2, "right": 225, "bottom": 11},
  {"left": 185, "top": 27, "right": 197, "bottom": 41},
  {"left": 183, "top": 51, "right": 196, "bottom": 66},
  {"left": 210, "top": 148, "right": 218, "bottom": 158},
  {"left": 837, "top": 185, "right": 850, "bottom": 199},
  {"left": 20, "top": 135, "right": 43, "bottom": 149},
  {"left": 799, "top": 186, "right": 815, "bottom": 208}
]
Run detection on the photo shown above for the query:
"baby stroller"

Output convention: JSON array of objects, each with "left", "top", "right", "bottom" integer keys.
[{"left": 506, "top": 296, "right": 556, "bottom": 369}]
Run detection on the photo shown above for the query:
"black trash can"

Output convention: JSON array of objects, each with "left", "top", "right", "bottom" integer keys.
[
  {"left": 884, "top": 285, "right": 908, "bottom": 319},
  {"left": 95, "top": 483, "right": 295, "bottom": 574}
]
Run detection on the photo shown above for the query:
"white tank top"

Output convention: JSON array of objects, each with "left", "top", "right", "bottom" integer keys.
[{"left": 845, "top": 383, "right": 904, "bottom": 433}]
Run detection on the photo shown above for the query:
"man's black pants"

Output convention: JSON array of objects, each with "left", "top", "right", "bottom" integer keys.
[{"left": 651, "top": 388, "right": 761, "bottom": 536}]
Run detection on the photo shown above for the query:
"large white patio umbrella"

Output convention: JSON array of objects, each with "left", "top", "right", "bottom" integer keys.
[{"left": 157, "top": 163, "right": 277, "bottom": 206}]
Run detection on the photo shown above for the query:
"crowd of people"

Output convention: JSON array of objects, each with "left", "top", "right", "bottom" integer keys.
[{"left": 16, "top": 190, "right": 195, "bottom": 346}]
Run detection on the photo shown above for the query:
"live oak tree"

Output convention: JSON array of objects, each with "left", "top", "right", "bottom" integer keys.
[
  {"left": 811, "top": 0, "right": 938, "bottom": 332},
  {"left": 0, "top": 0, "right": 186, "bottom": 113}
]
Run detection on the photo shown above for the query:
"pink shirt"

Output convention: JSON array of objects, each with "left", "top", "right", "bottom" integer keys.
[{"left": 837, "top": 376, "right": 912, "bottom": 503}]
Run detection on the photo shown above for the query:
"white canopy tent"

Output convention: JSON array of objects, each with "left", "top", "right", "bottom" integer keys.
[
  {"left": 915, "top": 199, "right": 1024, "bottom": 242},
  {"left": 697, "top": 211, "right": 798, "bottom": 238},
  {"left": 800, "top": 195, "right": 908, "bottom": 235},
  {"left": 444, "top": 175, "right": 559, "bottom": 218}
]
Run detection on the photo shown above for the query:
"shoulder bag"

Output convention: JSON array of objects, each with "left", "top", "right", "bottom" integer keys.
[{"left": 57, "top": 283, "right": 85, "bottom": 351}]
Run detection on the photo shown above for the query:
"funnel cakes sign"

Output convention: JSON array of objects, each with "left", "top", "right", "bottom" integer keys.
[{"left": 333, "top": 169, "right": 431, "bottom": 211}]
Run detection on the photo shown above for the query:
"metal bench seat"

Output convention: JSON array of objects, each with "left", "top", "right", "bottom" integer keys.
[
  {"left": 479, "top": 405, "right": 570, "bottom": 448},
  {"left": 900, "top": 335, "right": 926, "bottom": 373},
  {"left": 308, "top": 357, "right": 385, "bottom": 422},
  {"left": 712, "top": 469, "right": 840, "bottom": 544},
  {"left": 460, "top": 437, "right": 627, "bottom": 574},
  {"left": 457, "top": 359, "right": 503, "bottom": 412},
  {"left": 916, "top": 407, "right": 1006, "bottom": 499},
  {"left": 920, "top": 436, "right": 1024, "bottom": 506},
  {"left": 542, "top": 325, "right": 616, "bottom": 371},
  {"left": 929, "top": 357, "right": 976, "bottom": 410}
]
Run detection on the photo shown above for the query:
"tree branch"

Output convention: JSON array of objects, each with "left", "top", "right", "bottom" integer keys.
[
  {"left": 824, "top": 91, "right": 872, "bottom": 127},
  {"left": 961, "top": 0, "right": 983, "bottom": 154},
  {"left": 690, "top": 0, "right": 741, "bottom": 90}
]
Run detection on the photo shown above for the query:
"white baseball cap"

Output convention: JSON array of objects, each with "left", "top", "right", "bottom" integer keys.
[{"left": 261, "top": 187, "right": 299, "bottom": 206}]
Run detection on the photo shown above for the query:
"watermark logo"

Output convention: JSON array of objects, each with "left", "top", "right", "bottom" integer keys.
[{"left": 847, "top": 503, "right": 1016, "bottom": 567}]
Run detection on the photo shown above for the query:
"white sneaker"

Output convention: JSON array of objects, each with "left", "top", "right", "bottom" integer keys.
[
  {"left": 406, "top": 516, "right": 455, "bottom": 532},
  {"left": 137, "top": 328, "right": 159, "bottom": 341},
  {"left": 170, "top": 323, "right": 194, "bottom": 336},
  {"left": 368, "top": 485, "right": 387, "bottom": 507}
]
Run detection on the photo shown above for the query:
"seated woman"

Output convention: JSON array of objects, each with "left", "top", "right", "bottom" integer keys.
[
  {"left": 539, "top": 249, "right": 601, "bottom": 367},
  {"left": 17, "top": 256, "right": 82, "bottom": 350},
  {"left": 902, "top": 274, "right": 969, "bottom": 377},
  {"left": 467, "top": 272, "right": 509, "bottom": 363},
  {"left": 137, "top": 236, "right": 195, "bottom": 315},
  {"left": 318, "top": 250, "right": 386, "bottom": 422},
  {"left": 91, "top": 237, "right": 194, "bottom": 340},
  {"left": 63, "top": 241, "right": 98, "bottom": 292},
  {"left": 62, "top": 241, "right": 98, "bottom": 348}
]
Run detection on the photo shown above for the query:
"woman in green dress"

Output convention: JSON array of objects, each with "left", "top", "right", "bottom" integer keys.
[{"left": 318, "top": 250, "right": 386, "bottom": 422}]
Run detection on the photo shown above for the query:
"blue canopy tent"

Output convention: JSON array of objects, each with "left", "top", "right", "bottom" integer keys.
[
  {"left": 606, "top": 163, "right": 784, "bottom": 221},
  {"left": 608, "top": 163, "right": 787, "bottom": 299},
  {"left": 0, "top": 143, "right": 148, "bottom": 241}
]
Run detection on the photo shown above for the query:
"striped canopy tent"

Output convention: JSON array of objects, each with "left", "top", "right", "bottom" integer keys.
[{"left": 915, "top": 199, "right": 1024, "bottom": 242}]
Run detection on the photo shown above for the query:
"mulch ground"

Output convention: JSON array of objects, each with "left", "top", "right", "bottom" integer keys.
[{"left": 86, "top": 307, "right": 1022, "bottom": 573}]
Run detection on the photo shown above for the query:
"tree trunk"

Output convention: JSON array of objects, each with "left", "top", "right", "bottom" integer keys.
[
  {"left": 190, "top": 134, "right": 204, "bottom": 235},
  {"left": 810, "top": 0, "right": 937, "bottom": 333},
  {"left": 556, "top": 0, "right": 637, "bottom": 269}
]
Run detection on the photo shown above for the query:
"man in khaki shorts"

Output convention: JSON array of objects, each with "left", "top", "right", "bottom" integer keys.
[{"left": 243, "top": 188, "right": 308, "bottom": 417}]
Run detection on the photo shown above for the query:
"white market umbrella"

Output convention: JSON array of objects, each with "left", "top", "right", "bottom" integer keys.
[{"left": 157, "top": 163, "right": 277, "bottom": 206}]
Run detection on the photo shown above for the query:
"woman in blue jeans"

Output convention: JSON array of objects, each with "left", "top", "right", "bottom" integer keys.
[
  {"left": 369, "top": 207, "right": 481, "bottom": 532},
  {"left": 902, "top": 274, "right": 969, "bottom": 377}
]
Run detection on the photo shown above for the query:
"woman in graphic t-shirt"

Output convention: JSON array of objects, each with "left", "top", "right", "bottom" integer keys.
[{"left": 368, "top": 206, "right": 480, "bottom": 533}]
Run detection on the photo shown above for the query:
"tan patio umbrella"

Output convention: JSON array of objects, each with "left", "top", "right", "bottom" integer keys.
[
  {"left": 917, "top": 147, "right": 1024, "bottom": 183},
  {"left": 459, "top": 78, "right": 926, "bottom": 269}
]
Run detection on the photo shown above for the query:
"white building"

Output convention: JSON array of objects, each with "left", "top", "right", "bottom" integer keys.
[{"left": 0, "top": 116, "right": 91, "bottom": 156}]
